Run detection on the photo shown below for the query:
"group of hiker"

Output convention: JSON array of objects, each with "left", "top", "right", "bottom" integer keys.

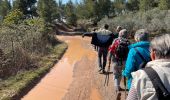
[{"left": 84, "top": 24, "right": 170, "bottom": 100}]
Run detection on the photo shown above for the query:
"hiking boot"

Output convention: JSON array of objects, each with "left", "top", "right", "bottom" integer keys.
[
  {"left": 98, "top": 68, "right": 102, "bottom": 72},
  {"left": 115, "top": 86, "right": 124, "bottom": 92},
  {"left": 102, "top": 69, "right": 106, "bottom": 73}
]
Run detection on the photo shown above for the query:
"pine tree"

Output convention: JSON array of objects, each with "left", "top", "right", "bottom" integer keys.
[
  {"left": 159, "top": 0, "right": 170, "bottom": 10},
  {"left": 126, "top": 0, "right": 139, "bottom": 11},
  {"left": 0, "top": 0, "right": 3, "bottom": 17},
  {"left": 0, "top": 0, "right": 11, "bottom": 18},
  {"left": 65, "top": 0, "right": 77, "bottom": 25},
  {"left": 37, "top": 0, "right": 59, "bottom": 23},
  {"left": 139, "top": 0, "right": 154, "bottom": 11},
  {"left": 113, "top": 0, "right": 126, "bottom": 15},
  {"left": 13, "top": 0, "right": 37, "bottom": 17}
]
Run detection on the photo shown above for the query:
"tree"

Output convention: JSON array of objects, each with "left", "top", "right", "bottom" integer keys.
[
  {"left": 126, "top": 0, "right": 139, "bottom": 11},
  {"left": 65, "top": 0, "right": 77, "bottom": 25},
  {"left": 139, "top": 0, "right": 155, "bottom": 11},
  {"left": 113, "top": 0, "right": 126, "bottom": 15},
  {"left": 0, "top": 0, "right": 11, "bottom": 18},
  {"left": 159, "top": 0, "right": 170, "bottom": 10},
  {"left": 37, "top": 0, "right": 59, "bottom": 23},
  {"left": 3, "top": 9, "right": 23, "bottom": 25},
  {"left": 13, "top": 0, "right": 37, "bottom": 17}
]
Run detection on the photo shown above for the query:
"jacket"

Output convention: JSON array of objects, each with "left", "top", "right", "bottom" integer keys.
[
  {"left": 122, "top": 41, "right": 150, "bottom": 90},
  {"left": 91, "top": 29, "right": 114, "bottom": 47},
  {"left": 131, "top": 59, "right": 170, "bottom": 100}
]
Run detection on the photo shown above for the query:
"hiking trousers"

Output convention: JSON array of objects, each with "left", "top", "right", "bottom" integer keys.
[
  {"left": 98, "top": 47, "right": 108, "bottom": 70},
  {"left": 112, "top": 57, "right": 125, "bottom": 88}
]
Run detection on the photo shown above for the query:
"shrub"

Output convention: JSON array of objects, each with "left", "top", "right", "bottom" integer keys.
[
  {"left": 3, "top": 9, "right": 24, "bottom": 25},
  {"left": 0, "top": 18, "right": 58, "bottom": 78},
  {"left": 98, "top": 8, "right": 170, "bottom": 36}
]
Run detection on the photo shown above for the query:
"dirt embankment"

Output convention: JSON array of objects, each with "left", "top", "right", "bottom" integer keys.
[{"left": 54, "top": 21, "right": 85, "bottom": 36}]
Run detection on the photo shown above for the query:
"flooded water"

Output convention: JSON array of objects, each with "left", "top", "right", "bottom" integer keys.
[{"left": 22, "top": 36, "right": 101, "bottom": 100}]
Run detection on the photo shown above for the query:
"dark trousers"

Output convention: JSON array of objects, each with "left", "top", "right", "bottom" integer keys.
[{"left": 98, "top": 47, "right": 108, "bottom": 70}]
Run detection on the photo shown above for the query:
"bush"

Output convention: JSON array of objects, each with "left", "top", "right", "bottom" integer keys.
[
  {"left": 0, "top": 18, "right": 58, "bottom": 78},
  {"left": 3, "top": 9, "right": 24, "bottom": 25},
  {"left": 98, "top": 8, "right": 170, "bottom": 36}
]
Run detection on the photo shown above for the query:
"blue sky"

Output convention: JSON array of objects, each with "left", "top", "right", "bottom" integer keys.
[{"left": 56, "top": 0, "right": 81, "bottom": 4}]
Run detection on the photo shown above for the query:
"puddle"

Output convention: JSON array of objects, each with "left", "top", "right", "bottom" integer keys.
[{"left": 22, "top": 36, "right": 97, "bottom": 100}]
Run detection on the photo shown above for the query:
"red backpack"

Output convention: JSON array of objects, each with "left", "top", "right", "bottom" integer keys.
[{"left": 109, "top": 38, "right": 130, "bottom": 60}]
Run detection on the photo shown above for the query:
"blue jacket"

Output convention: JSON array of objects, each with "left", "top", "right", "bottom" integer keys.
[{"left": 122, "top": 41, "right": 150, "bottom": 90}]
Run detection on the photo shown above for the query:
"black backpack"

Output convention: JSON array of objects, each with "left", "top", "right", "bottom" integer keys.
[
  {"left": 134, "top": 48, "right": 151, "bottom": 69},
  {"left": 115, "top": 38, "right": 130, "bottom": 60},
  {"left": 144, "top": 67, "right": 170, "bottom": 100}
]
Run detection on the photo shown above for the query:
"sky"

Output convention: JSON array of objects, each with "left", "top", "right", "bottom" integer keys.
[{"left": 56, "top": 0, "right": 81, "bottom": 4}]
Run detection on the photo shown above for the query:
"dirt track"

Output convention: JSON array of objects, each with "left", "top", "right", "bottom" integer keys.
[{"left": 22, "top": 36, "right": 126, "bottom": 100}]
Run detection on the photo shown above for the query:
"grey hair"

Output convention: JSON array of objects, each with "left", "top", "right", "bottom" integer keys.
[
  {"left": 119, "top": 29, "right": 128, "bottom": 38},
  {"left": 116, "top": 26, "right": 122, "bottom": 32},
  {"left": 151, "top": 34, "right": 170, "bottom": 58},
  {"left": 135, "top": 29, "right": 149, "bottom": 41}
]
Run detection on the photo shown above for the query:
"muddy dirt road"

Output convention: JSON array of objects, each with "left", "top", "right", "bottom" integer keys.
[{"left": 22, "top": 36, "right": 126, "bottom": 100}]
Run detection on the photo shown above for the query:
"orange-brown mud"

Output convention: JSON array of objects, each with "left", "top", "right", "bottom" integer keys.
[{"left": 22, "top": 36, "right": 126, "bottom": 100}]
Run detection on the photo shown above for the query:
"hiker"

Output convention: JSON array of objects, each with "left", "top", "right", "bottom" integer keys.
[
  {"left": 82, "top": 28, "right": 99, "bottom": 51},
  {"left": 127, "top": 34, "right": 170, "bottom": 100},
  {"left": 91, "top": 24, "right": 113, "bottom": 73},
  {"left": 122, "top": 29, "right": 150, "bottom": 90},
  {"left": 115, "top": 26, "right": 122, "bottom": 38},
  {"left": 108, "top": 29, "right": 130, "bottom": 92},
  {"left": 82, "top": 28, "right": 97, "bottom": 38}
]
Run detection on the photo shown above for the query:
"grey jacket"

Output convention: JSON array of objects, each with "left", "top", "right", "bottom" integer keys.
[{"left": 131, "top": 59, "right": 170, "bottom": 100}]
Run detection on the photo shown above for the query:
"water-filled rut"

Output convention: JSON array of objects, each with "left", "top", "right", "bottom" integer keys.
[{"left": 22, "top": 36, "right": 102, "bottom": 100}]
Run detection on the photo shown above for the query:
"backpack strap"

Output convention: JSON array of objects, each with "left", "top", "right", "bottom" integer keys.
[
  {"left": 134, "top": 48, "right": 147, "bottom": 62},
  {"left": 144, "top": 67, "right": 170, "bottom": 100}
]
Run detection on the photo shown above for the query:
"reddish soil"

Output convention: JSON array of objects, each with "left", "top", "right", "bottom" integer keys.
[{"left": 22, "top": 36, "right": 126, "bottom": 100}]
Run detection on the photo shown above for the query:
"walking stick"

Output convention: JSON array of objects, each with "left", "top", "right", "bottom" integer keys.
[
  {"left": 104, "top": 61, "right": 111, "bottom": 86},
  {"left": 124, "top": 76, "right": 127, "bottom": 99}
]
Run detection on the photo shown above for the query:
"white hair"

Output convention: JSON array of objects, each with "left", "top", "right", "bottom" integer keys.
[
  {"left": 135, "top": 29, "right": 149, "bottom": 41},
  {"left": 151, "top": 34, "right": 170, "bottom": 58}
]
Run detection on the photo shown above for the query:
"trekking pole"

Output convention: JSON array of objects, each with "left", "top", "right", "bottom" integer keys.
[
  {"left": 104, "top": 72, "right": 108, "bottom": 86},
  {"left": 104, "top": 61, "right": 111, "bottom": 86},
  {"left": 107, "top": 61, "right": 111, "bottom": 86},
  {"left": 124, "top": 76, "right": 127, "bottom": 99}
]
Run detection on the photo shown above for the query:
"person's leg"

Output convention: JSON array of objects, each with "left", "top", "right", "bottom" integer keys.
[
  {"left": 102, "top": 48, "right": 108, "bottom": 72},
  {"left": 98, "top": 48, "right": 102, "bottom": 71},
  {"left": 113, "top": 59, "right": 122, "bottom": 91}
]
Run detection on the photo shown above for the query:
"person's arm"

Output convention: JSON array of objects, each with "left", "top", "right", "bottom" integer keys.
[
  {"left": 108, "top": 51, "right": 113, "bottom": 64},
  {"left": 127, "top": 80, "right": 139, "bottom": 100}
]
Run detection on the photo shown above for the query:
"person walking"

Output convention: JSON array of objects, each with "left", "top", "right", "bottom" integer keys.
[
  {"left": 108, "top": 29, "right": 130, "bottom": 92},
  {"left": 94, "top": 24, "right": 113, "bottom": 73},
  {"left": 122, "top": 29, "right": 150, "bottom": 90},
  {"left": 127, "top": 34, "right": 170, "bottom": 100}
]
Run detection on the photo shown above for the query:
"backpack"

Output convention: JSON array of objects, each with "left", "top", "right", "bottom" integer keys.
[
  {"left": 114, "top": 38, "right": 130, "bottom": 60},
  {"left": 144, "top": 67, "right": 170, "bottom": 100},
  {"left": 134, "top": 48, "right": 151, "bottom": 69}
]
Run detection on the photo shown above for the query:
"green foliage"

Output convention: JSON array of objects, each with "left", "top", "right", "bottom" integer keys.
[
  {"left": 99, "top": 8, "right": 170, "bottom": 35},
  {"left": 76, "top": 0, "right": 95, "bottom": 19},
  {"left": 37, "top": 0, "right": 59, "bottom": 23},
  {"left": 64, "top": 0, "right": 77, "bottom": 25},
  {"left": 0, "top": 0, "right": 11, "bottom": 18},
  {"left": 0, "top": 17, "right": 59, "bottom": 78},
  {"left": 139, "top": 0, "right": 155, "bottom": 11},
  {"left": 3, "top": 9, "right": 23, "bottom": 25},
  {"left": 113, "top": 0, "right": 126, "bottom": 14},
  {"left": 13, "top": 0, "right": 37, "bottom": 17},
  {"left": 159, "top": 0, "right": 170, "bottom": 10},
  {"left": 126, "top": 0, "right": 139, "bottom": 11}
]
